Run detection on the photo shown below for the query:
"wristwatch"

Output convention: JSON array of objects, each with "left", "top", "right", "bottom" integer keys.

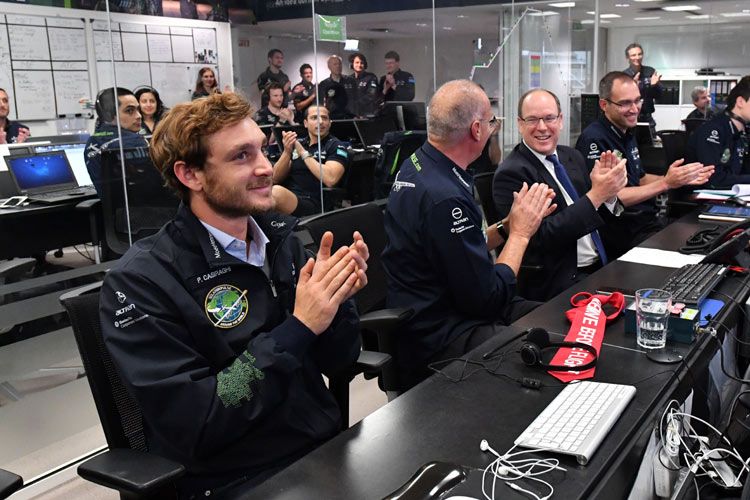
[{"left": 496, "top": 220, "right": 509, "bottom": 240}]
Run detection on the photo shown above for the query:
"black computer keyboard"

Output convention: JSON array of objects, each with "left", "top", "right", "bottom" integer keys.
[{"left": 660, "top": 263, "right": 727, "bottom": 307}]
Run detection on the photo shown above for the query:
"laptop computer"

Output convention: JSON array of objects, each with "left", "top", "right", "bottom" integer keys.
[
  {"left": 4, "top": 151, "right": 96, "bottom": 204},
  {"left": 330, "top": 119, "right": 364, "bottom": 146}
]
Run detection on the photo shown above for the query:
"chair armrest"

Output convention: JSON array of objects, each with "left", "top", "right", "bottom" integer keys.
[
  {"left": 359, "top": 308, "right": 414, "bottom": 333},
  {"left": 77, "top": 448, "right": 185, "bottom": 496},
  {"left": 76, "top": 198, "right": 101, "bottom": 210},
  {"left": 355, "top": 350, "right": 391, "bottom": 375},
  {"left": 0, "top": 468, "right": 22, "bottom": 499},
  {"left": 59, "top": 281, "right": 103, "bottom": 302}
]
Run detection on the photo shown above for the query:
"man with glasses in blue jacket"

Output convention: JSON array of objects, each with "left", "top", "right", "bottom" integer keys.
[{"left": 576, "top": 71, "right": 713, "bottom": 257}]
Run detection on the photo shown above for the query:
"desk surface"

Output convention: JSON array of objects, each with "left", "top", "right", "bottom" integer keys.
[{"left": 249, "top": 212, "right": 745, "bottom": 500}]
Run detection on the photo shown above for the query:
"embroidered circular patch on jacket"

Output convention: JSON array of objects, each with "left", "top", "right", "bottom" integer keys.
[{"left": 205, "top": 284, "right": 248, "bottom": 329}]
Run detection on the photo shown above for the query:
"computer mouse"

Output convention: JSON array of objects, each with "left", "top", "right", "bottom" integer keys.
[{"left": 383, "top": 461, "right": 467, "bottom": 500}]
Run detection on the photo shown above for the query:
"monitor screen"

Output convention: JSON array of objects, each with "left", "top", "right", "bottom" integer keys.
[
  {"left": 380, "top": 101, "right": 426, "bottom": 131},
  {"left": 35, "top": 143, "right": 92, "bottom": 186},
  {"left": 6, "top": 153, "right": 76, "bottom": 191}
]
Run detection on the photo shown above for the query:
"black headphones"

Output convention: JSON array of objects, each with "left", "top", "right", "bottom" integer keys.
[
  {"left": 519, "top": 328, "right": 598, "bottom": 372},
  {"left": 95, "top": 87, "right": 133, "bottom": 123}
]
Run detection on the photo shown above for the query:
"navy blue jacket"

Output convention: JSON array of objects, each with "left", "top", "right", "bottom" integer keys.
[
  {"left": 686, "top": 113, "right": 749, "bottom": 188},
  {"left": 623, "top": 65, "right": 662, "bottom": 117},
  {"left": 576, "top": 116, "right": 662, "bottom": 257},
  {"left": 493, "top": 144, "right": 617, "bottom": 301},
  {"left": 3, "top": 120, "right": 29, "bottom": 143},
  {"left": 382, "top": 142, "right": 517, "bottom": 382},
  {"left": 100, "top": 204, "right": 360, "bottom": 497},
  {"left": 84, "top": 123, "right": 149, "bottom": 196},
  {"left": 344, "top": 71, "right": 381, "bottom": 118},
  {"left": 379, "top": 69, "right": 416, "bottom": 102}
]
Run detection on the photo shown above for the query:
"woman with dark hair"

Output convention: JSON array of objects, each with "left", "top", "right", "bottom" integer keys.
[
  {"left": 191, "top": 67, "right": 220, "bottom": 100},
  {"left": 135, "top": 87, "right": 167, "bottom": 134}
]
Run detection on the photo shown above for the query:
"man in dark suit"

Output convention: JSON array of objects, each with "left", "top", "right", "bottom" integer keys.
[{"left": 493, "top": 89, "right": 627, "bottom": 301}]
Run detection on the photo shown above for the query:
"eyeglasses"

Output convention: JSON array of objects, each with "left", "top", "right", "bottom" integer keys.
[
  {"left": 605, "top": 98, "right": 644, "bottom": 109},
  {"left": 518, "top": 114, "right": 560, "bottom": 126}
]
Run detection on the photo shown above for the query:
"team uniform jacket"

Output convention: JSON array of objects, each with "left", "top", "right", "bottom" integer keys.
[
  {"left": 344, "top": 71, "right": 381, "bottom": 117},
  {"left": 84, "top": 123, "right": 148, "bottom": 196},
  {"left": 3, "top": 120, "right": 29, "bottom": 143},
  {"left": 382, "top": 141, "right": 517, "bottom": 382},
  {"left": 283, "top": 134, "right": 349, "bottom": 214},
  {"left": 623, "top": 65, "right": 662, "bottom": 119},
  {"left": 291, "top": 80, "right": 316, "bottom": 123},
  {"left": 686, "top": 113, "right": 749, "bottom": 188},
  {"left": 379, "top": 69, "right": 416, "bottom": 102},
  {"left": 493, "top": 144, "right": 617, "bottom": 301},
  {"left": 99, "top": 204, "right": 360, "bottom": 497},
  {"left": 318, "top": 76, "right": 350, "bottom": 119},
  {"left": 576, "top": 116, "right": 661, "bottom": 257},
  {"left": 686, "top": 107, "right": 715, "bottom": 121},
  {"left": 253, "top": 106, "right": 282, "bottom": 127}
]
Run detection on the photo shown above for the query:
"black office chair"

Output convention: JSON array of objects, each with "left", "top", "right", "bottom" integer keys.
[
  {"left": 95, "top": 148, "right": 179, "bottom": 258},
  {"left": 473, "top": 172, "right": 500, "bottom": 225},
  {"left": 682, "top": 117, "right": 707, "bottom": 137},
  {"left": 300, "top": 202, "right": 413, "bottom": 400},
  {"left": 0, "top": 469, "right": 22, "bottom": 499},
  {"left": 60, "top": 283, "right": 186, "bottom": 499},
  {"left": 373, "top": 131, "right": 427, "bottom": 199},
  {"left": 657, "top": 130, "right": 698, "bottom": 220}
]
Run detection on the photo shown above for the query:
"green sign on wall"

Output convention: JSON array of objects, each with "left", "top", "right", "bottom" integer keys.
[{"left": 317, "top": 15, "right": 346, "bottom": 42}]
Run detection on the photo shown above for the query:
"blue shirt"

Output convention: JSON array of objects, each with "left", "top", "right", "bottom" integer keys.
[
  {"left": 200, "top": 217, "right": 270, "bottom": 267},
  {"left": 382, "top": 141, "right": 517, "bottom": 377},
  {"left": 686, "top": 113, "right": 749, "bottom": 188}
]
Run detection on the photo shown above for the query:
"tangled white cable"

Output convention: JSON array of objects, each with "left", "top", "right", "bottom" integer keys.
[{"left": 479, "top": 439, "right": 566, "bottom": 500}]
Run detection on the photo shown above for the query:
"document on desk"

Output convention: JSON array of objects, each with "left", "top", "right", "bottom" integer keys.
[{"left": 618, "top": 247, "right": 704, "bottom": 269}]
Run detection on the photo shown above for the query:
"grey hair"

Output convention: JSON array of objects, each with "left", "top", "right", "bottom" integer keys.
[
  {"left": 427, "top": 79, "right": 486, "bottom": 143},
  {"left": 691, "top": 86, "right": 708, "bottom": 103}
]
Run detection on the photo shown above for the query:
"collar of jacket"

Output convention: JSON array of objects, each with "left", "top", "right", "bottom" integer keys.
[{"left": 174, "top": 203, "right": 299, "bottom": 268}]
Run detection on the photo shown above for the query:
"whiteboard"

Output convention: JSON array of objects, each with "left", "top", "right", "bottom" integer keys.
[
  {"left": 121, "top": 31, "right": 148, "bottom": 61},
  {"left": 53, "top": 71, "right": 90, "bottom": 115},
  {"left": 0, "top": 27, "right": 12, "bottom": 120},
  {"left": 147, "top": 34, "right": 172, "bottom": 62},
  {"left": 151, "top": 63, "right": 193, "bottom": 107},
  {"left": 8, "top": 25, "right": 49, "bottom": 61},
  {"left": 171, "top": 35, "right": 193, "bottom": 63},
  {"left": 192, "top": 28, "right": 217, "bottom": 64},
  {"left": 48, "top": 27, "right": 87, "bottom": 61},
  {"left": 98, "top": 61, "right": 151, "bottom": 92},
  {"left": 13, "top": 70, "right": 56, "bottom": 120},
  {"left": 94, "top": 31, "right": 123, "bottom": 61}
]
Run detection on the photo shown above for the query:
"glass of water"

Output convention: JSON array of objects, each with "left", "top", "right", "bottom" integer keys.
[{"left": 635, "top": 289, "right": 672, "bottom": 349}]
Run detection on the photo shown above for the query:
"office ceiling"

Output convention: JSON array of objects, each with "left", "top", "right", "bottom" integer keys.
[{"left": 252, "top": 0, "right": 749, "bottom": 38}]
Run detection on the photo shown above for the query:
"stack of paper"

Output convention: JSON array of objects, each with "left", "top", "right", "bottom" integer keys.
[{"left": 695, "top": 184, "right": 750, "bottom": 201}]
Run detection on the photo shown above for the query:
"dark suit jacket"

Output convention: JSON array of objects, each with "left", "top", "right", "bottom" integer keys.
[{"left": 493, "top": 143, "right": 616, "bottom": 301}]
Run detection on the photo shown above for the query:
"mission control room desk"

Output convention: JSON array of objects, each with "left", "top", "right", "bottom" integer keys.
[{"left": 249, "top": 211, "right": 749, "bottom": 500}]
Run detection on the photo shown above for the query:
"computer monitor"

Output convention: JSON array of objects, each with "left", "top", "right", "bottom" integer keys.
[
  {"left": 330, "top": 119, "right": 363, "bottom": 145},
  {"left": 355, "top": 116, "right": 398, "bottom": 148},
  {"left": 34, "top": 143, "right": 92, "bottom": 187},
  {"left": 702, "top": 227, "right": 750, "bottom": 267},
  {"left": 635, "top": 123, "right": 653, "bottom": 147},
  {"left": 380, "top": 101, "right": 427, "bottom": 131}
]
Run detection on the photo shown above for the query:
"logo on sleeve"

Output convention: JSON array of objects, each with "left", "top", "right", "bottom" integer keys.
[
  {"left": 721, "top": 148, "right": 731, "bottom": 164},
  {"left": 586, "top": 142, "right": 601, "bottom": 160},
  {"left": 205, "top": 285, "right": 248, "bottom": 329},
  {"left": 336, "top": 147, "right": 348, "bottom": 158}
]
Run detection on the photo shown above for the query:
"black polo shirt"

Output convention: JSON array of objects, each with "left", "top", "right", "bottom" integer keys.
[
  {"left": 291, "top": 80, "right": 316, "bottom": 122},
  {"left": 284, "top": 135, "right": 349, "bottom": 210},
  {"left": 318, "top": 76, "right": 350, "bottom": 119}
]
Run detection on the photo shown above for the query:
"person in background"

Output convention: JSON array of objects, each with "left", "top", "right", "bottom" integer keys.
[
  {"left": 686, "top": 86, "right": 716, "bottom": 121},
  {"left": 379, "top": 51, "right": 415, "bottom": 102},
  {"left": 292, "top": 64, "right": 316, "bottom": 124},
  {"left": 0, "top": 88, "right": 30, "bottom": 144},
  {"left": 254, "top": 82, "right": 296, "bottom": 127},
  {"left": 84, "top": 87, "right": 148, "bottom": 195},
  {"left": 344, "top": 52, "right": 380, "bottom": 118},
  {"left": 686, "top": 76, "right": 750, "bottom": 188},
  {"left": 318, "top": 55, "right": 350, "bottom": 119},
  {"left": 272, "top": 105, "right": 349, "bottom": 217},
  {"left": 135, "top": 86, "right": 168, "bottom": 135},
  {"left": 192, "top": 67, "right": 221, "bottom": 100},
  {"left": 257, "top": 49, "right": 290, "bottom": 106},
  {"left": 623, "top": 43, "right": 662, "bottom": 136}
]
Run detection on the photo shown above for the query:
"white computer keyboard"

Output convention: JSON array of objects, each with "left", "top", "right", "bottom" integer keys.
[{"left": 514, "top": 381, "right": 636, "bottom": 465}]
